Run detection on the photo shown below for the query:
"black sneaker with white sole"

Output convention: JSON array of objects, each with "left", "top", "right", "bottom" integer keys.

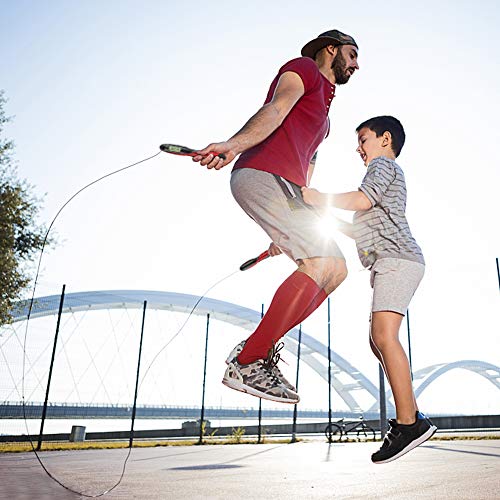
[{"left": 372, "top": 412, "right": 437, "bottom": 464}]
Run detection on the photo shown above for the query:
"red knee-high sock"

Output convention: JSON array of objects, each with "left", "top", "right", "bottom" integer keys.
[
  {"left": 291, "top": 287, "right": 327, "bottom": 329},
  {"left": 238, "top": 271, "right": 325, "bottom": 365}
]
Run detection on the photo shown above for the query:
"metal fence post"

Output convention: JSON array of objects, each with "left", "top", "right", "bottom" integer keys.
[
  {"left": 198, "top": 313, "right": 210, "bottom": 444},
  {"left": 37, "top": 284, "right": 65, "bottom": 451},
  {"left": 496, "top": 257, "right": 500, "bottom": 291},
  {"left": 129, "top": 300, "right": 147, "bottom": 448},
  {"left": 291, "top": 323, "right": 302, "bottom": 443},
  {"left": 257, "top": 304, "right": 264, "bottom": 444},
  {"left": 407, "top": 308, "right": 413, "bottom": 381},
  {"left": 327, "top": 298, "right": 332, "bottom": 432},
  {"left": 379, "top": 365, "right": 387, "bottom": 438}
]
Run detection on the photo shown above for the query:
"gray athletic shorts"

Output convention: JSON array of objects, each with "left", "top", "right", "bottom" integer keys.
[
  {"left": 230, "top": 168, "right": 344, "bottom": 262},
  {"left": 370, "top": 258, "right": 425, "bottom": 315}
]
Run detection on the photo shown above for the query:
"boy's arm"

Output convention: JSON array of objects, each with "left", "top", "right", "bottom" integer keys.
[
  {"left": 303, "top": 159, "right": 396, "bottom": 210},
  {"left": 328, "top": 190, "right": 372, "bottom": 211},
  {"left": 301, "top": 187, "right": 372, "bottom": 211},
  {"left": 334, "top": 216, "right": 355, "bottom": 239}
]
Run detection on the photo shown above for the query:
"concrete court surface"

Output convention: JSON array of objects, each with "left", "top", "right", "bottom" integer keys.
[{"left": 1, "top": 439, "right": 499, "bottom": 499}]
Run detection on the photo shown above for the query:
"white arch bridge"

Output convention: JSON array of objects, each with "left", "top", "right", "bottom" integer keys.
[{"left": 11, "top": 290, "right": 500, "bottom": 413}]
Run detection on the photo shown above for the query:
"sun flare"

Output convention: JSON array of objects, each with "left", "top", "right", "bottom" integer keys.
[{"left": 316, "top": 213, "right": 339, "bottom": 240}]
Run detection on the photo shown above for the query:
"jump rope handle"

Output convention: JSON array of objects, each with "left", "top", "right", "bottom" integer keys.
[
  {"left": 240, "top": 250, "right": 270, "bottom": 271},
  {"left": 159, "top": 143, "right": 226, "bottom": 160}
]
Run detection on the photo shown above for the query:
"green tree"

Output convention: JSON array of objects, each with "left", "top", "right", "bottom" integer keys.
[{"left": 0, "top": 90, "right": 49, "bottom": 325}]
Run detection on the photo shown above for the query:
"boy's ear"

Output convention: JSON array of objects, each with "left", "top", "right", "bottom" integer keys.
[{"left": 382, "top": 131, "right": 392, "bottom": 148}]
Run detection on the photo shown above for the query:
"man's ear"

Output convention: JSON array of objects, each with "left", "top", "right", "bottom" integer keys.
[{"left": 326, "top": 44, "right": 338, "bottom": 57}]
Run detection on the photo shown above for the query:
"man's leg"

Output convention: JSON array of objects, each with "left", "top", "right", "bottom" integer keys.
[
  {"left": 238, "top": 256, "right": 346, "bottom": 365},
  {"left": 227, "top": 168, "right": 346, "bottom": 402}
]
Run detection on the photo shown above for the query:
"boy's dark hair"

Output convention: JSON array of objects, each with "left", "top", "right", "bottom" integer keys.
[{"left": 356, "top": 115, "right": 405, "bottom": 157}]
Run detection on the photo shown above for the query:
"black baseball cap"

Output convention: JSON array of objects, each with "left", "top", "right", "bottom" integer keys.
[{"left": 301, "top": 29, "right": 358, "bottom": 59}]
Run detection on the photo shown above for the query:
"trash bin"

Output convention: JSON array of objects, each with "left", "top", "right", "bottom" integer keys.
[{"left": 69, "top": 425, "right": 86, "bottom": 442}]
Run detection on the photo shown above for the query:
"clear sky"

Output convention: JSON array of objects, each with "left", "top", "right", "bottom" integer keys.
[{"left": 1, "top": 0, "right": 499, "bottom": 415}]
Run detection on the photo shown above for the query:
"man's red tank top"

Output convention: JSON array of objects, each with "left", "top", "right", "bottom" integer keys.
[{"left": 232, "top": 57, "right": 334, "bottom": 186}]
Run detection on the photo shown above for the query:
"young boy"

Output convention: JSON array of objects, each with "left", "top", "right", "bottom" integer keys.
[{"left": 301, "top": 115, "right": 437, "bottom": 464}]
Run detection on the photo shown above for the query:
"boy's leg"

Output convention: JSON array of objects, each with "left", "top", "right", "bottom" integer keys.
[
  {"left": 369, "top": 331, "right": 419, "bottom": 417},
  {"left": 370, "top": 311, "right": 416, "bottom": 424},
  {"left": 369, "top": 317, "right": 386, "bottom": 369},
  {"left": 370, "top": 310, "right": 436, "bottom": 464},
  {"left": 369, "top": 258, "right": 435, "bottom": 463}
]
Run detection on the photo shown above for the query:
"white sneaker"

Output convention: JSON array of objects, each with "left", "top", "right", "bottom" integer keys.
[
  {"left": 225, "top": 340, "right": 297, "bottom": 393},
  {"left": 222, "top": 358, "right": 299, "bottom": 404}
]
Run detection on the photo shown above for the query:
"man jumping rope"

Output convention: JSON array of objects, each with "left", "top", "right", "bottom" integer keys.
[{"left": 193, "top": 29, "right": 359, "bottom": 404}]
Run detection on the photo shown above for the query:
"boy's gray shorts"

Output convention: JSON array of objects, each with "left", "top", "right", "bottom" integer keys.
[
  {"left": 370, "top": 258, "right": 425, "bottom": 315},
  {"left": 230, "top": 168, "right": 344, "bottom": 262}
]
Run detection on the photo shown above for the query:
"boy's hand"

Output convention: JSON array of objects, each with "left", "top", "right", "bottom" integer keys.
[{"left": 301, "top": 186, "right": 327, "bottom": 207}]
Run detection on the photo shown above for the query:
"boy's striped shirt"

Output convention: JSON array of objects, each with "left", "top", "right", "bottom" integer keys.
[{"left": 353, "top": 156, "right": 424, "bottom": 268}]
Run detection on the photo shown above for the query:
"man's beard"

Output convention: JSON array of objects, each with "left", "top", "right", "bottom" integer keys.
[{"left": 331, "top": 51, "right": 350, "bottom": 85}]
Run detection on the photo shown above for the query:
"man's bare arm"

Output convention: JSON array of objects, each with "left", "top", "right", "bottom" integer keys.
[{"left": 193, "top": 71, "right": 305, "bottom": 169}]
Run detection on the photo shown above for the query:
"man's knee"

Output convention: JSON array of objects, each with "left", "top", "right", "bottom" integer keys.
[
  {"left": 298, "top": 256, "right": 348, "bottom": 292},
  {"left": 334, "top": 259, "right": 348, "bottom": 283},
  {"left": 328, "top": 258, "right": 348, "bottom": 293}
]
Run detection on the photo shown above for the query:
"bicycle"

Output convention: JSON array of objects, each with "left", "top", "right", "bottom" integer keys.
[{"left": 324, "top": 416, "right": 376, "bottom": 443}]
